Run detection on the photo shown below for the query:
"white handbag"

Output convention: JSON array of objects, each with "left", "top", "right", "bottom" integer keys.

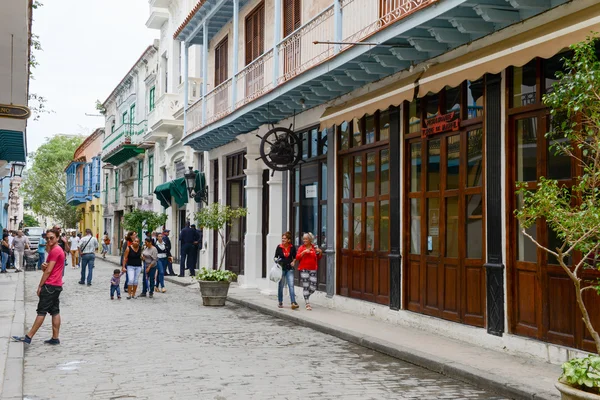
[{"left": 269, "top": 263, "right": 282, "bottom": 282}]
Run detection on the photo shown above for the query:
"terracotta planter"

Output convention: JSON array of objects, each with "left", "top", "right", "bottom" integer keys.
[
  {"left": 556, "top": 382, "right": 600, "bottom": 400},
  {"left": 198, "top": 280, "right": 231, "bottom": 306}
]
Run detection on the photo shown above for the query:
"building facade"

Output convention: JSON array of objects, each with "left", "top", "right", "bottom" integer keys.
[
  {"left": 65, "top": 128, "right": 104, "bottom": 237},
  {"left": 173, "top": 0, "right": 600, "bottom": 362}
]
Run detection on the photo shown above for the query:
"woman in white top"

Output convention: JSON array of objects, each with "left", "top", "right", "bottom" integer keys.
[{"left": 68, "top": 232, "right": 80, "bottom": 269}]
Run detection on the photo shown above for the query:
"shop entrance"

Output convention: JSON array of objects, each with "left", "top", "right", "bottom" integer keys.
[{"left": 226, "top": 152, "right": 246, "bottom": 275}]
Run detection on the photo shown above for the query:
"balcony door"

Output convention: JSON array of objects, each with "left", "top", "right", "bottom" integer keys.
[
  {"left": 282, "top": 0, "right": 301, "bottom": 80},
  {"left": 245, "top": 2, "right": 265, "bottom": 100},
  {"left": 214, "top": 37, "right": 229, "bottom": 114}
]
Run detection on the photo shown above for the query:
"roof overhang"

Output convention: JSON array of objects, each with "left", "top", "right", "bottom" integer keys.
[{"left": 101, "top": 144, "right": 145, "bottom": 166}]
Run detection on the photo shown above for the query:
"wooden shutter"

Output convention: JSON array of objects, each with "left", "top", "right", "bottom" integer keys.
[
  {"left": 214, "top": 37, "right": 228, "bottom": 86},
  {"left": 245, "top": 3, "right": 265, "bottom": 65},
  {"left": 283, "top": 0, "right": 301, "bottom": 37}
]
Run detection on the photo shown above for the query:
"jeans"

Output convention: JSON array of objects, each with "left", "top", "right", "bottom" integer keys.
[
  {"left": 14, "top": 251, "right": 24, "bottom": 271},
  {"left": 126, "top": 265, "right": 142, "bottom": 285},
  {"left": 179, "top": 243, "right": 195, "bottom": 276},
  {"left": 102, "top": 244, "right": 109, "bottom": 255},
  {"left": 110, "top": 285, "right": 121, "bottom": 298},
  {"left": 165, "top": 258, "right": 175, "bottom": 275},
  {"left": 278, "top": 269, "right": 296, "bottom": 304},
  {"left": 142, "top": 262, "right": 150, "bottom": 294},
  {"left": 147, "top": 266, "right": 157, "bottom": 294},
  {"left": 80, "top": 253, "right": 95, "bottom": 284},
  {"left": 1, "top": 252, "right": 8, "bottom": 272},
  {"left": 156, "top": 258, "right": 166, "bottom": 288},
  {"left": 37, "top": 252, "right": 45, "bottom": 270}
]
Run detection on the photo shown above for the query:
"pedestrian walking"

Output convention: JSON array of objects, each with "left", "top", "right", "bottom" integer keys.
[
  {"left": 162, "top": 229, "right": 175, "bottom": 276},
  {"left": 121, "top": 231, "right": 136, "bottom": 291},
  {"left": 101, "top": 231, "right": 110, "bottom": 258},
  {"left": 140, "top": 237, "right": 158, "bottom": 298},
  {"left": 12, "top": 228, "right": 65, "bottom": 345},
  {"left": 110, "top": 269, "right": 124, "bottom": 300},
  {"left": 179, "top": 222, "right": 198, "bottom": 277},
  {"left": 11, "top": 230, "right": 30, "bottom": 272},
  {"left": 295, "top": 232, "right": 322, "bottom": 311},
  {"left": 68, "top": 232, "right": 80, "bottom": 269},
  {"left": 154, "top": 233, "right": 169, "bottom": 293},
  {"left": 37, "top": 233, "right": 47, "bottom": 270},
  {"left": 275, "top": 231, "right": 299, "bottom": 309},
  {"left": 78, "top": 229, "right": 99, "bottom": 286},
  {"left": 8, "top": 231, "right": 14, "bottom": 268},
  {"left": 1, "top": 233, "right": 10, "bottom": 273},
  {"left": 122, "top": 237, "right": 142, "bottom": 299}
]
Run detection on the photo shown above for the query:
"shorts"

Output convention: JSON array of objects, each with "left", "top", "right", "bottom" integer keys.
[{"left": 36, "top": 284, "right": 62, "bottom": 316}]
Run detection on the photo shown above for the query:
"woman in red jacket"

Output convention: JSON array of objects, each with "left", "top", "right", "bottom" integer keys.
[{"left": 295, "top": 232, "right": 322, "bottom": 310}]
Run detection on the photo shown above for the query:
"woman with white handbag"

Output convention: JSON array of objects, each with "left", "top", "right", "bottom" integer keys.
[{"left": 274, "top": 232, "right": 299, "bottom": 309}]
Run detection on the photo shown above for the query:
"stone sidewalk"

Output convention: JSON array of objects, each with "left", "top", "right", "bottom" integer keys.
[{"left": 0, "top": 271, "right": 25, "bottom": 400}]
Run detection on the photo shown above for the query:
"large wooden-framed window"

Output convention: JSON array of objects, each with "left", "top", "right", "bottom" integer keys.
[
  {"left": 403, "top": 81, "right": 486, "bottom": 326},
  {"left": 245, "top": 3, "right": 265, "bottom": 99},
  {"left": 282, "top": 0, "right": 301, "bottom": 80},
  {"left": 214, "top": 37, "right": 229, "bottom": 113},
  {"left": 337, "top": 111, "right": 391, "bottom": 305},
  {"left": 506, "top": 53, "right": 600, "bottom": 352},
  {"left": 291, "top": 126, "right": 328, "bottom": 291}
]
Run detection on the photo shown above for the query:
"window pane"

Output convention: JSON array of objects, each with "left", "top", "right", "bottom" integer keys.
[
  {"left": 365, "top": 114, "right": 375, "bottom": 144},
  {"left": 516, "top": 193, "right": 537, "bottom": 262},
  {"left": 380, "top": 200, "right": 389, "bottom": 252},
  {"left": 302, "top": 131, "right": 309, "bottom": 159},
  {"left": 366, "top": 152, "right": 376, "bottom": 197},
  {"left": 294, "top": 168, "right": 300, "bottom": 202},
  {"left": 320, "top": 129, "right": 328, "bottom": 155},
  {"left": 294, "top": 206, "right": 301, "bottom": 247},
  {"left": 544, "top": 51, "right": 569, "bottom": 96},
  {"left": 516, "top": 118, "right": 538, "bottom": 182},
  {"left": 353, "top": 203, "right": 362, "bottom": 251},
  {"left": 548, "top": 226, "right": 570, "bottom": 265},
  {"left": 410, "top": 142, "right": 421, "bottom": 192},
  {"left": 342, "top": 203, "right": 350, "bottom": 249},
  {"left": 466, "top": 194, "right": 483, "bottom": 259},
  {"left": 467, "top": 79, "right": 484, "bottom": 119},
  {"left": 408, "top": 99, "right": 421, "bottom": 135},
  {"left": 467, "top": 129, "right": 483, "bottom": 187},
  {"left": 321, "top": 162, "right": 327, "bottom": 200},
  {"left": 339, "top": 122, "right": 349, "bottom": 150},
  {"left": 428, "top": 139, "right": 441, "bottom": 191},
  {"left": 410, "top": 198, "right": 421, "bottom": 254},
  {"left": 380, "top": 149, "right": 389, "bottom": 196},
  {"left": 354, "top": 155, "right": 363, "bottom": 198},
  {"left": 352, "top": 118, "right": 362, "bottom": 147},
  {"left": 366, "top": 202, "right": 375, "bottom": 251},
  {"left": 512, "top": 60, "right": 537, "bottom": 107},
  {"left": 446, "top": 135, "right": 460, "bottom": 190},
  {"left": 445, "top": 86, "right": 461, "bottom": 114},
  {"left": 379, "top": 110, "right": 390, "bottom": 141},
  {"left": 547, "top": 115, "right": 571, "bottom": 180},
  {"left": 445, "top": 197, "right": 459, "bottom": 258},
  {"left": 320, "top": 205, "right": 327, "bottom": 248},
  {"left": 342, "top": 158, "right": 350, "bottom": 199},
  {"left": 427, "top": 197, "right": 440, "bottom": 256},
  {"left": 310, "top": 128, "right": 318, "bottom": 157},
  {"left": 426, "top": 94, "right": 439, "bottom": 120}
]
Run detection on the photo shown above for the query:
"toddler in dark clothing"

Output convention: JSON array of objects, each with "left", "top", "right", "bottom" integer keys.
[{"left": 111, "top": 269, "right": 125, "bottom": 300}]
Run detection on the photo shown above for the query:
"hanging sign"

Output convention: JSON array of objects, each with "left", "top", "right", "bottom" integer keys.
[
  {"left": 422, "top": 112, "right": 460, "bottom": 138},
  {"left": 0, "top": 104, "right": 30, "bottom": 120}
]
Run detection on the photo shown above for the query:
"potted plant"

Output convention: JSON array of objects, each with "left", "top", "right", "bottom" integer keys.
[
  {"left": 515, "top": 36, "right": 600, "bottom": 399},
  {"left": 194, "top": 202, "right": 248, "bottom": 306}
]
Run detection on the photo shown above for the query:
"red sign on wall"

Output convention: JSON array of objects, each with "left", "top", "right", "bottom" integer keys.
[{"left": 422, "top": 112, "right": 460, "bottom": 137}]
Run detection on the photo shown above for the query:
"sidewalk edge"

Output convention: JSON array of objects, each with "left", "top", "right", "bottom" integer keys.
[{"left": 227, "top": 294, "right": 558, "bottom": 400}]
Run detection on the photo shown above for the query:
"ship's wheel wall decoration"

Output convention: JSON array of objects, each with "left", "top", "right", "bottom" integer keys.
[{"left": 257, "top": 126, "right": 302, "bottom": 172}]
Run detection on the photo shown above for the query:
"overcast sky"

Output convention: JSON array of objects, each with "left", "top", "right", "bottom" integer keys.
[{"left": 27, "top": 0, "right": 159, "bottom": 153}]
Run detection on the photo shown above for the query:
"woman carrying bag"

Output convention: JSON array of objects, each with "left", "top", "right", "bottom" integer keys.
[
  {"left": 295, "top": 232, "right": 322, "bottom": 310},
  {"left": 274, "top": 232, "right": 299, "bottom": 310}
]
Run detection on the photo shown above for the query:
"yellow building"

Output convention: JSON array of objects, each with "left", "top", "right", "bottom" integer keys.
[{"left": 65, "top": 128, "right": 104, "bottom": 238}]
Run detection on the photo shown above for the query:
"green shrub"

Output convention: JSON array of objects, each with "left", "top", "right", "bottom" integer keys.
[
  {"left": 560, "top": 356, "right": 600, "bottom": 394},
  {"left": 194, "top": 267, "right": 237, "bottom": 282}
]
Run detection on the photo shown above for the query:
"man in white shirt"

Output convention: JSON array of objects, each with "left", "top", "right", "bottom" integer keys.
[
  {"left": 78, "top": 229, "right": 98, "bottom": 286},
  {"left": 11, "top": 230, "right": 30, "bottom": 272},
  {"left": 68, "top": 232, "right": 80, "bottom": 269},
  {"left": 7, "top": 231, "right": 14, "bottom": 267}
]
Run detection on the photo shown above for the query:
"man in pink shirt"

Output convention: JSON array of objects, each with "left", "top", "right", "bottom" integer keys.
[{"left": 12, "top": 228, "right": 65, "bottom": 345}]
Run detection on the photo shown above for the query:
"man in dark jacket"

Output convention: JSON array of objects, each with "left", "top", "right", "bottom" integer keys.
[
  {"left": 179, "top": 222, "right": 198, "bottom": 277},
  {"left": 191, "top": 224, "right": 203, "bottom": 272},
  {"left": 162, "top": 230, "right": 175, "bottom": 276}
]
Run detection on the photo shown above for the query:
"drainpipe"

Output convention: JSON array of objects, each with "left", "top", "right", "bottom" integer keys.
[
  {"left": 272, "top": 0, "right": 282, "bottom": 87},
  {"left": 334, "top": 0, "right": 342, "bottom": 54},
  {"left": 201, "top": 21, "right": 208, "bottom": 126},
  {"left": 231, "top": 0, "right": 239, "bottom": 107}
]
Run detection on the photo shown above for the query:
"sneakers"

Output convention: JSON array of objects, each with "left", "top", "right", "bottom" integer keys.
[
  {"left": 126, "top": 296, "right": 131, "bottom": 300},
  {"left": 44, "top": 338, "right": 60, "bottom": 345},
  {"left": 291, "top": 302, "right": 299, "bottom": 310},
  {"left": 161, "top": 288, "right": 166, "bottom": 293},
  {"left": 139, "top": 293, "right": 147, "bottom": 297},
  {"left": 154, "top": 287, "right": 159, "bottom": 292},
  {"left": 117, "top": 296, "right": 121, "bottom": 300},
  {"left": 278, "top": 303, "right": 283, "bottom": 309},
  {"left": 78, "top": 281, "right": 85, "bottom": 285},
  {"left": 12, "top": 335, "right": 31, "bottom": 344},
  {"left": 111, "top": 296, "right": 114, "bottom": 300},
  {"left": 149, "top": 293, "right": 153, "bottom": 299}
]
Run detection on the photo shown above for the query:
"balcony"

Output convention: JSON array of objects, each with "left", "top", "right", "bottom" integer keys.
[
  {"left": 179, "top": 0, "right": 569, "bottom": 151},
  {"left": 146, "top": 7, "right": 169, "bottom": 29},
  {"left": 149, "top": 0, "right": 169, "bottom": 7},
  {"left": 102, "top": 121, "right": 148, "bottom": 166},
  {"left": 65, "top": 162, "right": 86, "bottom": 206},
  {"left": 147, "top": 93, "right": 184, "bottom": 135},
  {"left": 174, "top": 77, "right": 202, "bottom": 118}
]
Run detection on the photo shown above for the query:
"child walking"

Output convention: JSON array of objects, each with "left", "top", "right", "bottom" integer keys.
[{"left": 110, "top": 269, "right": 124, "bottom": 300}]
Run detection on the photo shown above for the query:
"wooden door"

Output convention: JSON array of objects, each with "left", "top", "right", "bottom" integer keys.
[
  {"left": 226, "top": 179, "right": 245, "bottom": 275},
  {"left": 282, "top": 0, "right": 301, "bottom": 80},
  {"left": 245, "top": 3, "right": 265, "bottom": 99},
  {"left": 214, "top": 37, "right": 229, "bottom": 112},
  {"left": 404, "top": 127, "right": 485, "bottom": 327}
]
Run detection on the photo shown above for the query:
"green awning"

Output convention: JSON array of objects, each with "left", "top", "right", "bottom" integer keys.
[
  {"left": 154, "top": 182, "right": 172, "bottom": 209},
  {"left": 170, "top": 177, "right": 188, "bottom": 207},
  {"left": 0, "top": 130, "right": 26, "bottom": 162},
  {"left": 102, "top": 144, "right": 145, "bottom": 166},
  {"left": 193, "top": 171, "right": 206, "bottom": 203}
]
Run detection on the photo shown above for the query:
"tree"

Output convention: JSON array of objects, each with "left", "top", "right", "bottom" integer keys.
[
  {"left": 194, "top": 203, "right": 248, "bottom": 270},
  {"left": 122, "top": 209, "right": 168, "bottom": 236},
  {"left": 21, "top": 135, "right": 83, "bottom": 228},
  {"left": 23, "top": 214, "right": 39, "bottom": 227},
  {"left": 515, "top": 36, "right": 600, "bottom": 354}
]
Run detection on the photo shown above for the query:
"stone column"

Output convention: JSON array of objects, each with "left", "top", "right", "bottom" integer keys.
[
  {"left": 264, "top": 171, "right": 283, "bottom": 293},
  {"left": 242, "top": 145, "right": 264, "bottom": 287}
]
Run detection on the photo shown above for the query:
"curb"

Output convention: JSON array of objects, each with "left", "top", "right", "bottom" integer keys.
[
  {"left": 2, "top": 271, "right": 25, "bottom": 400},
  {"left": 226, "top": 294, "right": 558, "bottom": 400}
]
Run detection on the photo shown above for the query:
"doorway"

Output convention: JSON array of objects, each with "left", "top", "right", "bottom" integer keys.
[{"left": 226, "top": 152, "right": 247, "bottom": 275}]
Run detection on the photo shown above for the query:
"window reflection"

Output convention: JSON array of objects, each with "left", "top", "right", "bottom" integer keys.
[
  {"left": 408, "top": 99, "right": 421, "bottom": 135},
  {"left": 427, "top": 197, "right": 439, "bottom": 256},
  {"left": 380, "top": 149, "right": 389, "bottom": 196},
  {"left": 467, "top": 79, "right": 484, "bottom": 119},
  {"left": 410, "top": 198, "right": 421, "bottom": 254},
  {"left": 446, "top": 197, "right": 459, "bottom": 258},
  {"left": 467, "top": 129, "right": 483, "bottom": 187},
  {"left": 512, "top": 60, "right": 537, "bottom": 107},
  {"left": 445, "top": 86, "right": 461, "bottom": 114},
  {"left": 466, "top": 194, "right": 483, "bottom": 259},
  {"left": 354, "top": 156, "right": 363, "bottom": 198},
  {"left": 380, "top": 110, "right": 390, "bottom": 141},
  {"left": 516, "top": 117, "right": 538, "bottom": 182},
  {"left": 447, "top": 135, "right": 460, "bottom": 190},
  {"left": 380, "top": 200, "right": 389, "bottom": 252},
  {"left": 353, "top": 203, "right": 362, "bottom": 250},
  {"left": 411, "top": 142, "right": 421, "bottom": 192},
  {"left": 516, "top": 193, "right": 537, "bottom": 262},
  {"left": 366, "top": 202, "right": 375, "bottom": 251},
  {"left": 352, "top": 118, "right": 362, "bottom": 147},
  {"left": 428, "top": 139, "right": 440, "bottom": 191},
  {"left": 339, "top": 121, "right": 349, "bottom": 150},
  {"left": 365, "top": 114, "right": 375, "bottom": 144},
  {"left": 366, "top": 152, "right": 376, "bottom": 197}
]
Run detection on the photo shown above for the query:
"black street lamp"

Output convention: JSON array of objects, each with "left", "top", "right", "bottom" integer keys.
[
  {"left": 11, "top": 162, "right": 25, "bottom": 178},
  {"left": 183, "top": 167, "right": 208, "bottom": 204}
]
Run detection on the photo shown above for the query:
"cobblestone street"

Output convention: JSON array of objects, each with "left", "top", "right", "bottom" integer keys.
[{"left": 21, "top": 259, "right": 507, "bottom": 400}]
